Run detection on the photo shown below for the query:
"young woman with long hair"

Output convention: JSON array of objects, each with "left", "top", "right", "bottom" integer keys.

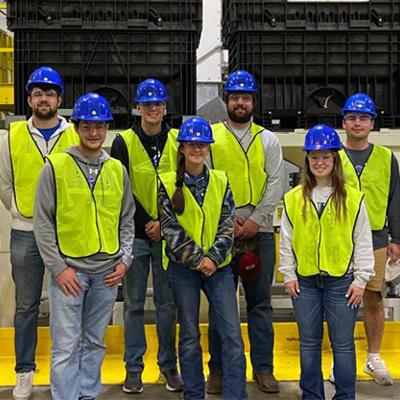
[
  {"left": 279, "top": 124, "right": 375, "bottom": 400},
  {"left": 158, "top": 117, "right": 247, "bottom": 400}
]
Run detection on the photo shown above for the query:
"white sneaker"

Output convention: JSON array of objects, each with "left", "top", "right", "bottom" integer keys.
[
  {"left": 12, "top": 371, "right": 34, "bottom": 400},
  {"left": 363, "top": 356, "right": 393, "bottom": 386},
  {"left": 328, "top": 367, "right": 335, "bottom": 384}
]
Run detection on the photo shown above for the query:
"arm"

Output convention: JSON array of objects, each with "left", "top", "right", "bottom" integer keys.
[
  {"left": 351, "top": 200, "right": 375, "bottom": 289},
  {"left": 206, "top": 183, "right": 235, "bottom": 267},
  {"left": 158, "top": 181, "right": 204, "bottom": 266},
  {"left": 387, "top": 154, "right": 400, "bottom": 260},
  {"left": 111, "top": 135, "right": 130, "bottom": 176},
  {"left": 249, "top": 131, "right": 285, "bottom": 227},
  {"left": 0, "top": 135, "right": 13, "bottom": 210},
  {"left": 33, "top": 162, "right": 69, "bottom": 277}
]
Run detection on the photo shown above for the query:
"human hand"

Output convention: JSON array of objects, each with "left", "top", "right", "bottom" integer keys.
[
  {"left": 145, "top": 220, "right": 161, "bottom": 242},
  {"left": 196, "top": 257, "right": 217, "bottom": 277},
  {"left": 284, "top": 280, "right": 300, "bottom": 299},
  {"left": 56, "top": 267, "right": 83, "bottom": 296},
  {"left": 346, "top": 283, "right": 365, "bottom": 309},
  {"left": 104, "top": 262, "right": 128, "bottom": 288},
  {"left": 236, "top": 218, "right": 259, "bottom": 240},
  {"left": 388, "top": 243, "right": 400, "bottom": 263}
]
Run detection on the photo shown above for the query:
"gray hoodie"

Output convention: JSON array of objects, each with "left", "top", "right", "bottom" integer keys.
[{"left": 33, "top": 146, "right": 135, "bottom": 277}]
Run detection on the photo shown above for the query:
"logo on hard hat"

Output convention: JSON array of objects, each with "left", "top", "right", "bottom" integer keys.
[
  {"left": 92, "top": 110, "right": 97, "bottom": 116},
  {"left": 148, "top": 92, "right": 153, "bottom": 96}
]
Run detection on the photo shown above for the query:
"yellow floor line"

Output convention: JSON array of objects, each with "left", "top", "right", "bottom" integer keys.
[{"left": 1, "top": 322, "right": 400, "bottom": 385}]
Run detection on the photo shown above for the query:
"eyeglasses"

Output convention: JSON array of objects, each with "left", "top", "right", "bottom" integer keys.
[
  {"left": 307, "top": 154, "right": 334, "bottom": 163},
  {"left": 183, "top": 142, "right": 209, "bottom": 149},
  {"left": 30, "top": 89, "right": 58, "bottom": 98},
  {"left": 140, "top": 102, "right": 166, "bottom": 110},
  {"left": 228, "top": 93, "right": 253, "bottom": 103},
  {"left": 79, "top": 123, "right": 107, "bottom": 134},
  {"left": 343, "top": 115, "right": 372, "bottom": 123}
]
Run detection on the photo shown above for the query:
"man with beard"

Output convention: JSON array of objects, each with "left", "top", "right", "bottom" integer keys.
[
  {"left": 207, "top": 70, "right": 285, "bottom": 394},
  {"left": 0, "top": 66, "right": 78, "bottom": 400}
]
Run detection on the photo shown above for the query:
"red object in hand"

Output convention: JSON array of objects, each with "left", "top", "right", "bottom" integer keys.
[{"left": 237, "top": 252, "right": 261, "bottom": 282}]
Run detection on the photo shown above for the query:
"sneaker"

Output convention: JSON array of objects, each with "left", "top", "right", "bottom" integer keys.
[
  {"left": 160, "top": 368, "right": 183, "bottom": 392},
  {"left": 253, "top": 372, "right": 279, "bottom": 393},
  {"left": 206, "top": 370, "right": 223, "bottom": 394},
  {"left": 364, "top": 356, "right": 394, "bottom": 386},
  {"left": 12, "top": 371, "right": 34, "bottom": 400},
  {"left": 122, "top": 371, "right": 144, "bottom": 394}
]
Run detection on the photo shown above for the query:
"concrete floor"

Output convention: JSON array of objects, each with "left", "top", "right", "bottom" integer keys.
[{"left": 0, "top": 381, "right": 398, "bottom": 399}]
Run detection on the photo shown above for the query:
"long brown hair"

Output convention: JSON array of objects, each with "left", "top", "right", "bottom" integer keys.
[
  {"left": 301, "top": 151, "right": 347, "bottom": 219},
  {"left": 171, "top": 144, "right": 186, "bottom": 215}
]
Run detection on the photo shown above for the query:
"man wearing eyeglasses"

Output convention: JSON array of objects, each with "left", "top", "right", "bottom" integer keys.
[
  {"left": 207, "top": 70, "right": 285, "bottom": 394},
  {"left": 339, "top": 93, "right": 400, "bottom": 386},
  {"left": 111, "top": 78, "right": 182, "bottom": 394},
  {"left": 0, "top": 66, "right": 78, "bottom": 400}
]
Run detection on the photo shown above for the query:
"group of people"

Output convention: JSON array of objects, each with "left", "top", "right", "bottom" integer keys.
[{"left": 0, "top": 65, "right": 398, "bottom": 400}]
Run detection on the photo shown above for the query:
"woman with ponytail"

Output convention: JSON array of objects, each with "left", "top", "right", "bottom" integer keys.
[
  {"left": 158, "top": 117, "right": 247, "bottom": 400},
  {"left": 279, "top": 124, "right": 375, "bottom": 400}
]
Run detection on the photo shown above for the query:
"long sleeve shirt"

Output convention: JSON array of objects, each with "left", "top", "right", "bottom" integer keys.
[
  {"left": 279, "top": 185, "right": 375, "bottom": 289},
  {"left": 33, "top": 146, "right": 136, "bottom": 277},
  {"left": 158, "top": 168, "right": 235, "bottom": 268}
]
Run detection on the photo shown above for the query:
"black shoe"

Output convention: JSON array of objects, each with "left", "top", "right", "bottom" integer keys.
[
  {"left": 122, "top": 371, "right": 143, "bottom": 394},
  {"left": 161, "top": 368, "right": 184, "bottom": 392}
]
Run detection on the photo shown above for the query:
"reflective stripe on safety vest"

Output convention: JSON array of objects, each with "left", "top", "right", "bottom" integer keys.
[
  {"left": 47, "top": 152, "right": 124, "bottom": 258},
  {"left": 339, "top": 145, "right": 391, "bottom": 230},
  {"left": 211, "top": 122, "right": 267, "bottom": 208},
  {"left": 119, "top": 128, "right": 178, "bottom": 219},
  {"left": 9, "top": 121, "right": 79, "bottom": 218},
  {"left": 284, "top": 184, "right": 364, "bottom": 277},
  {"left": 159, "top": 169, "right": 232, "bottom": 268}
]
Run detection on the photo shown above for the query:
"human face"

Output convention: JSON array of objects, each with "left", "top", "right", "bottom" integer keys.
[
  {"left": 137, "top": 101, "right": 166, "bottom": 125},
  {"left": 28, "top": 87, "right": 62, "bottom": 120},
  {"left": 226, "top": 92, "right": 254, "bottom": 124},
  {"left": 76, "top": 121, "right": 108, "bottom": 157},
  {"left": 342, "top": 112, "right": 374, "bottom": 142},
  {"left": 180, "top": 142, "right": 209, "bottom": 174},
  {"left": 307, "top": 150, "right": 335, "bottom": 183}
]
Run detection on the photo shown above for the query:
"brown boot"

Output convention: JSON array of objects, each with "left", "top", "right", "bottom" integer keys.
[
  {"left": 253, "top": 372, "right": 279, "bottom": 393},
  {"left": 206, "top": 370, "right": 223, "bottom": 394}
]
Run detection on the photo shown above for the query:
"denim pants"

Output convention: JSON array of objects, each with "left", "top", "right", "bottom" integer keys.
[
  {"left": 208, "top": 232, "right": 275, "bottom": 374},
  {"left": 49, "top": 268, "right": 117, "bottom": 400},
  {"left": 168, "top": 263, "right": 247, "bottom": 400},
  {"left": 293, "top": 274, "right": 358, "bottom": 400},
  {"left": 123, "top": 238, "right": 177, "bottom": 372},
  {"left": 10, "top": 229, "right": 45, "bottom": 373}
]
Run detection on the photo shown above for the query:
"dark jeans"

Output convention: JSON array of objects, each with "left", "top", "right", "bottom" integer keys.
[
  {"left": 123, "top": 238, "right": 177, "bottom": 372},
  {"left": 168, "top": 263, "right": 247, "bottom": 400},
  {"left": 293, "top": 274, "right": 358, "bottom": 400},
  {"left": 208, "top": 232, "right": 275, "bottom": 373},
  {"left": 10, "top": 229, "right": 45, "bottom": 373}
]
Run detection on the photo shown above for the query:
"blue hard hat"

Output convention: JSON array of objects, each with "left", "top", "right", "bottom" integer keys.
[
  {"left": 304, "top": 124, "right": 342, "bottom": 151},
  {"left": 341, "top": 93, "right": 377, "bottom": 119},
  {"left": 25, "top": 66, "right": 64, "bottom": 94},
  {"left": 224, "top": 70, "right": 258, "bottom": 93},
  {"left": 135, "top": 78, "right": 168, "bottom": 103},
  {"left": 177, "top": 117, "right": 214, "bottom": 143},
  {"left": 71, "top": 92, "right": 113, "bottom": 122}
]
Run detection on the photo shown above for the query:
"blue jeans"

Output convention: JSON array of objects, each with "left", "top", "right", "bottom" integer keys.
[
  {"left": 168, "top": 263, "right": 247, "bottom": 400},
  {"left": 10, "top": 229, "right": 45, "bottom": 373},
  {"left": 293, "top": 274, "right": 358, "bottom": 400},
  {"left": 123, "top": 238, "right": 177, "bottom": 372},
  {"left": 49, "top": 268, "right": 117, "bottom": 400},
  {"left": 208, "top": 232, "right": 275, "bottom": 373}
]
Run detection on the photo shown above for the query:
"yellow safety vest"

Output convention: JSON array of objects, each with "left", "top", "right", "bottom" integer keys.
[
  {"left": 47, "top": 153, "right": 124, "bottom": 258},
  {"left": 284, "top": 184, "right": 364, "bottom": 277},
  {"left": 159, "top": 169, "right": 232, "bottom": 268},
  {"left": 339, "top": 145, "right": 391, "bottom": 230},
  {"left": 211, "top": 122, "right": 267, "bottom": 208},
  {"left": 119, "top": 128, "right": 178, "bottom": 219},
  {"left": 9, "top": 121, "right": 79, "bottom": 218}
]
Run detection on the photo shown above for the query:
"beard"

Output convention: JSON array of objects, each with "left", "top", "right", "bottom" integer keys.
[
  {"left": 32, "top": 103, "right": 58, "bottom": 120},
  {"left": 227, "top": 106, "right": 253, "bottom": 124}
]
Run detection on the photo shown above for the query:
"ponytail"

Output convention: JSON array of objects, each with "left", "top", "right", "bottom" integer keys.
[{"left": 171, "top": 145, "right": 185, "bottom": 215}]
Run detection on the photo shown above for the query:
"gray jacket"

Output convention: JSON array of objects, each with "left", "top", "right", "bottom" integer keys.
[{"left": 33, "top": 146, "right": 135, "bottom": 277}]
